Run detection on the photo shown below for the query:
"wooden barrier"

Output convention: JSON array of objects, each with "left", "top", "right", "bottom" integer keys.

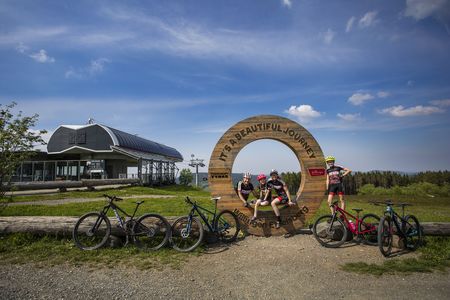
[
  {"left": 208, "top": 115, "right": 327, "bottom": 236},
  {"left": 6, "top": 178, "right": 140, "bottom": 191},
  {"left": 1, "top": 217, "right": 448, "bottom": 237}
]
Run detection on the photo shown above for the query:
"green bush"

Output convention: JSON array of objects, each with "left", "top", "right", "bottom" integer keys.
[{"left": 357, "top": 182, "right": 450, "bottom": 197}]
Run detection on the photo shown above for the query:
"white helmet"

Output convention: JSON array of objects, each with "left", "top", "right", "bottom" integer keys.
[{"left": 243, "top": 172, "right": 251, "bottom": 179}]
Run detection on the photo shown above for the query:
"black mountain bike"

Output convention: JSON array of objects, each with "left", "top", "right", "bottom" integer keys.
[
  {"left": 376, "top": 200, "right": 423, "bottom": 257},
  {"left": 171, "top": 196, "right": 241, "bottom": 252},
  {"left": 73, "top": 194, "right": 171, "bottom": 251}
]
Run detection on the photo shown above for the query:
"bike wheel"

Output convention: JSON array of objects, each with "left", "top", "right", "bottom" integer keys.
[
  {"left": 404, "top": 215, "right": 423, "bottom": 251},
  {"left": 73, "top": 212, "right": 111, "bottom": 250},
  {"left": 359, "top": 213, "right": 380, "bottom": 246},
  {"left": 171, "top": 216, "right": 204, "bottom": 252},
  {"left": 378, "top": 216, "right": 393, "bottom": 257},
  {"left": 312, "top": 215, "right": 348, "bottom": 248},
  {"left": 133, "top": 214, "right": 171, "bottom": 251},
  {"left": 214, "top": 210, "right": 240, "bottom": 243}
]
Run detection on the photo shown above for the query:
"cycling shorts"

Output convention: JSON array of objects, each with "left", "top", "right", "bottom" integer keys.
[
  {"left": 273, "top": 195, "right": 289, "bottom": 204},
  {"left": 328, "top": 184, "right": 344, "bottom": 195}
]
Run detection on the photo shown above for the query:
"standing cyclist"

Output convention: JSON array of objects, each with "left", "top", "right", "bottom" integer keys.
[
  {"left": 236, "top": 172, "right": 256, "bottom": 207},
  {"left": 265, "top": 169, "right": 294, "bottom": 228},
  {"left": 325, "top": 156, "right": 351, "bottom": 214}
]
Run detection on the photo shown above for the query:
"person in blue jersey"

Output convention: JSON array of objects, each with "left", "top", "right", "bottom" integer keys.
[
  {"left": 325, "top": 156, "right": 351, "bottom": 214},
  {"left": 264, "top": 169, "right": 294, "bottom": 229}
]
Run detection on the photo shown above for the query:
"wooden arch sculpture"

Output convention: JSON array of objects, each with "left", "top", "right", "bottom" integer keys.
[{"left": 208, "top": 115, "right": 326, "bottom": 236}]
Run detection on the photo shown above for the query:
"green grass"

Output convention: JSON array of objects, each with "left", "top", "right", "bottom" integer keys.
[
  {"left": 341, "top": 237, "right": 450, "bottom": 276},
  {"left": 5, "top": 185, "right": 209, "bottom": 203},
  {"left": 0, "top": 233, "right": 200, "bottom": 270}
]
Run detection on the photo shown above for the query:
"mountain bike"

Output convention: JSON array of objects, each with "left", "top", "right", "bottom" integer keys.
[
  {"left": 171, "top": 196, "right": 241, "bottom": 252},
  {"left": 312, "top": 201, "right": 380, "bottom": 248},
  {"left": 73, "top": 194, "right": 171, "bottom": 251},
  {"left": 376, "top": 200, "right": 423, "bottom": 257}
]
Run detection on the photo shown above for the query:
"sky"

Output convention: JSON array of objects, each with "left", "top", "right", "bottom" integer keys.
[{"left": 1, "top": 0, "right": 450, "bottom": 174}]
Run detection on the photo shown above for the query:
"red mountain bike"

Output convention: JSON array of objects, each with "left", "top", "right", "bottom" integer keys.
[{"left": 313, "top": 201, "right": 380, "bottom": 248}]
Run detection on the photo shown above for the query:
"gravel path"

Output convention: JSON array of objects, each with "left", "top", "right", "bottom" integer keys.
[
  {"left": 7, "top": 195, "right": 176, "bottom": 206},
  {"left": 1, "top": 234, "right": 449, "bottom": 299}
]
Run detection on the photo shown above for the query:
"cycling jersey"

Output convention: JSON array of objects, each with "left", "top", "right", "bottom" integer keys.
[
  {"left": 267, "top": 178, "right": 287, "bottom": 197},
  {"left": 237, "top": 181, "right": 254, "bottom": 200},
  {"left": 327, "top": 165, "right": 344, "bottom": 185},
  {"left": 258, "top": 182, "right": 271, "bottom": 200}
]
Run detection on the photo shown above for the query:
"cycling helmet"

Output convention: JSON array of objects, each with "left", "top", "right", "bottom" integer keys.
[
  {"left": 257, "top": 174, "right": 267, "bottom": 181},
  {"left": 243, "top": 172, "right": 251, "bottom": 179},
  {"left": 270, "top": 169, "right": 278, "bottom": 176},
  {"left": 325, "top": 156, "right": 335, "bottom": 162}
]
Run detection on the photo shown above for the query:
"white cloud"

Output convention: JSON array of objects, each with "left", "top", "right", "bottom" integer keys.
[
  {"left": 16, "top": 42, "right": 28, "bottom": 53},
  {"left": 29, "top": 49, "right": 55, "bottom": 63},
  {"left": 377, "top": 91, "right": 390, "bottom": 98},
  {"left": 66, "top": 58, "right": 110, "bottom": 79},
  {"left": 321, "top": 28, "right": 335, "bottom": 44},
  {"left": 404, "top": 0, "right": 447, "bottom": 20},
  {"left": 346, "top": 16, "right": 356, "bottom": 33},
  {"left": 430, "top": 99, "right": 450, "bottom": 107},
  {"left": 337, "top": 113, "right": 362, "bottom": 122},
  {"left": 379, "top": 105, "right": 445, "bottom": 117},
  {"left": 359, "top": 11, "right": 378, "bottom": 28},
  {"left": 88, "top": 58, "right": 110, "bottom": 75},
  {"left": 348, "top": 93, "right": 375, "bottom": 105},
  {"left": 286, "top": 105, "right": 322, "bottom": 123},
  {"left": 29, "top": 129, "right": 53, "bottom": 151},
  {"left": 282, "top": 0, "right": 292, "bottom": 8}
]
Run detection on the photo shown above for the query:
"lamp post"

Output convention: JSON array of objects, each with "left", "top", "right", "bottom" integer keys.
[{"left": 188, "top": 154, "right": 205, "bottom": 187}]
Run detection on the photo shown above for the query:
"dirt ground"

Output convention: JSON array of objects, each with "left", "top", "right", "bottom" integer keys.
[{"left": 1, "top": 233, "right": 449, "bottom": 299}]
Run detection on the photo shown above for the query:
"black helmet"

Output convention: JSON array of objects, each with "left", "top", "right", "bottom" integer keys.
[{"left": 270, "top": 169, "right": 278, "bottom": 176}]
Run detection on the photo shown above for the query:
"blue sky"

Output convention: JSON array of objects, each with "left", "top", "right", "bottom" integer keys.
[{"left": 1, "top": 0, "right": 450, "bottom": 173}]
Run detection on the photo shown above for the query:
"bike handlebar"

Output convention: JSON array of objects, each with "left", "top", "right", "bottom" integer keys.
[
  {"left": 103, "top": 194, "right": 123, "bottom": 202},
  {"left": 185, "top": 196, "right": 194, "bottom": 205},
  {"left": 370, "top": 200, "right": 411, "bottom": 207}
]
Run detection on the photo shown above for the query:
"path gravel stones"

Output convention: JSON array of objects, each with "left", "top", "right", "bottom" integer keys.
[{"left": 1, "top": 234, "right": 449, "bottom": 299}]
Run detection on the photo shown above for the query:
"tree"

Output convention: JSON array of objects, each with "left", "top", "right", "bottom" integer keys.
[
  {"left": 0, "top": 102, "right": 47, "bottom": 200},
  {"left": 179, "top": 168, "right": 193, "bottom": 186}
]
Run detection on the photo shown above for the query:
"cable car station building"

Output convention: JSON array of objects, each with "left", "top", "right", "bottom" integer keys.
[{"left": 11, "top": 123, "right": 183, "bottom": 186}]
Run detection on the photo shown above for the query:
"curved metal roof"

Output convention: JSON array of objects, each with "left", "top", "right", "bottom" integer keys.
[{"left": 105, "top": 126, "right": 183, "bottom": 161}]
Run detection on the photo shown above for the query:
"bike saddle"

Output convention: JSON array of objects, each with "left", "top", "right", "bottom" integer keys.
[
  {"left": 352, "top": 208, "right": 363, "bottom": 213},
  {"left": 398, "top": 203, "right": 411, "bottom": 207},
  {"left": 211, "top": 197, "right": 221, "bottom": 202},
  {"left": 135, "top": 201, "right": 144, "bottom": 205}
]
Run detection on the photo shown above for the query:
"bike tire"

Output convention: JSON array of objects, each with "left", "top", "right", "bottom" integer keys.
[
  {"left": 378, "top": 216, "right": 393, "bottom": 257},
  {"left": 312, "top": 215, "right": 348, "bottom": 248},
  {"left": 73, "top": 212, "right": 111, "bottom": 250},
  {"left": 359, "top": 213, "right": 380, "bottom": 246},
  {"left": 214, "top": 210, "right": 241, "bottom": 243},
  {"left": 133, "top": 213, "right": 171, "bottom": 251},
  {"left": 171, "top": 216, "right": 204, "bottom": 252},
  {"left": 404, "top": 215, "right": 423, "bottom": 251}
]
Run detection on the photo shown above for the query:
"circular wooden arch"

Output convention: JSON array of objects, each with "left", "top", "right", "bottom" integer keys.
[{"left": 208, "top": 115, "right": 326, "bottom": 236}]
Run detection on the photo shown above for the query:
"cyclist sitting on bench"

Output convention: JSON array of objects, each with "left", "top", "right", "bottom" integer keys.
[
  {"left": 251, "top": 174, "right": 272, "bottom": 222},
  {"left": 265, "top": 169, "right": 294, "bottom": 228},
  {"left": 325, "top": 155, "right": 351, "bottom": 215},
  {"left": 236, "top": 172, "right": 255, "bottom": 207}
]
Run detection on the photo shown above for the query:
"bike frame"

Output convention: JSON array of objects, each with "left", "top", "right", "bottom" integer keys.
[
  {"left": 330, "top": 203, "right": 375, "bottom": 235},
  {"left": 188, "top": 201, "right": 219, "bottom": 233},
  {"left": 383, "top": 205, "right": 415, "bottom": 239},
  {"left": 96, "top": 200, "right": 141, "bottom": 231}
]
